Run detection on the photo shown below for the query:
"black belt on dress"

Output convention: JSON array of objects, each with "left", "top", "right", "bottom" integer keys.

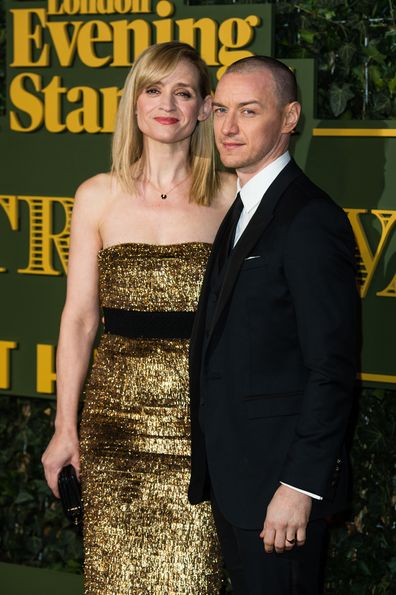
[{"left": 103, "top": 307, "right": 195, "bottom": 339}]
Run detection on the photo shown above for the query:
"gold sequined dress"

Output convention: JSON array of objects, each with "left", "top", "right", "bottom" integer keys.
[{"left": 80, "top": 242, "right": 221, "bottom": 595}]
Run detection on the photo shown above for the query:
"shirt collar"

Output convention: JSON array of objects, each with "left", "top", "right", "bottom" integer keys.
[{"left": 236, "top": 152, "right": 291, "bottom": 213}]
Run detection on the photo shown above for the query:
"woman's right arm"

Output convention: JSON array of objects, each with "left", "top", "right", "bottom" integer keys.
[{"left": 41, "top": 177, "right": 105, "bottom": 497}]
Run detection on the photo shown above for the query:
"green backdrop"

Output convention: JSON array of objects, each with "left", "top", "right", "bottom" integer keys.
[
  {"left": 0, "top": 1, "right": 395, "bottom": 593},
  {"left": 1, "top": 1, "right": 395, "bottom": 398}
]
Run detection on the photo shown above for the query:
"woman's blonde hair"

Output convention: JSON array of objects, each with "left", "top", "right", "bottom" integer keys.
[{"left": 112, "top": 42, "right": 219, "bottom": 206}]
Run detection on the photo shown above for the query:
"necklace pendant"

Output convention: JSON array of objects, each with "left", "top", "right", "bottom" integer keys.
[{"left": 161, "top": 193, "right": 167, "bottom": 200}]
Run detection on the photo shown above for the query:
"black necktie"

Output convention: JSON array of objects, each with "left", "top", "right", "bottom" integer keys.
[
  {"left": 206, "top": 192, "right": 244, "bottom": 335},
  {"left": 217, "top": 192, "right": 244, "bottom": 274}
]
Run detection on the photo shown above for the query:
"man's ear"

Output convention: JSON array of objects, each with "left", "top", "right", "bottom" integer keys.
[
  {"left": 282, "top": 101, "right": 301, "bottom": 133},
  {"left": 197, "top": 95, "right": 213, "bottom": 122}
]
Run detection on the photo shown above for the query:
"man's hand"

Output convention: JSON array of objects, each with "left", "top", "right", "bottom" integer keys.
[{"left": 260, "top": 484, "right": 312, "bottom": 554}]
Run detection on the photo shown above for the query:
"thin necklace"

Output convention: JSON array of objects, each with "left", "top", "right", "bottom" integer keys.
[{"left": 145, "top": 173, "right": 191, "bottom": 200}]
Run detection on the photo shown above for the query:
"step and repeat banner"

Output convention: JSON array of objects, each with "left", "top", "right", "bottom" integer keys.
[{"left": 1, "top": 1, "right": 395, "bottom": 398}]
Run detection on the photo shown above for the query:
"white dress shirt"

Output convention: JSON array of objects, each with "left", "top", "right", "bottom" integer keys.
[
  {"left": 234, "top": 152, "right": 291, "bottom": 245},
  {"left": 233, "top": 151, "right": 322, "bottom": 501}
]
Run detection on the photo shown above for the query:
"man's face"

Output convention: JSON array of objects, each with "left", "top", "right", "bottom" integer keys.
[{"left": 213, "top": 69, "right": 299, "bottom": 179}]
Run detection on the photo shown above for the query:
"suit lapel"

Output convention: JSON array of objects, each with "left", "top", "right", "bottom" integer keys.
[
  {"left": 206, "top": 159, "right": 303, "bottom": 346},
  {"left": 190, "top": 197, "right": 241, "bottom": 362}
]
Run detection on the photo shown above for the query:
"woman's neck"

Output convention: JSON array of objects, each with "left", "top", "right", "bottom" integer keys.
[{"left": 140, "top": 138, "right": 191, "bottom": 187}]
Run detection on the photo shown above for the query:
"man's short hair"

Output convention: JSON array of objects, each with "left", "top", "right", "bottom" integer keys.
[{"left": 225, "top": 56, "right": 298, "bottom": 106}]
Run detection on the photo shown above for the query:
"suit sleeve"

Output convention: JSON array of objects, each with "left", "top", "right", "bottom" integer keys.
[{"left": 280, "top": 194, "right": 358, "bottom": 498}]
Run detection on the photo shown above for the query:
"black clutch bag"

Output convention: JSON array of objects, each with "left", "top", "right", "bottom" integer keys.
[{"left": 58, "top": 465, "right": 83, "bottom": 526}]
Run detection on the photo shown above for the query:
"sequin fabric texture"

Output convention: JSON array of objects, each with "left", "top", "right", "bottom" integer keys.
[{"left": 79, "top": 242, "right": 222, "bottom": 595}]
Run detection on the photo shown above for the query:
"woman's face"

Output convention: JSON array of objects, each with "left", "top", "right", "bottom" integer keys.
[{"left": 135, "top": 60, "right": 211, "bottom": 146}]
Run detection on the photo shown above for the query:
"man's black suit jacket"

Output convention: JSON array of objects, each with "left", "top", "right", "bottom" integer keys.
[{"left": 189, "top": 159, "right": 358, "bottom": 530}]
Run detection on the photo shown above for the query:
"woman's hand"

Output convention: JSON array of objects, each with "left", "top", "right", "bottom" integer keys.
[{"left": 42, "top": 430, "right": 80, "bottom": 498}]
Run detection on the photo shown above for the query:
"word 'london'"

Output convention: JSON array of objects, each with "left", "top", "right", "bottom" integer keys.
[{"left": 9, "top": 0, "right": 262, "bottom": 133}]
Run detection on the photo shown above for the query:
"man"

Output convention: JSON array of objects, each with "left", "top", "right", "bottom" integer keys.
[{"left": 189, "top": 56, "right": 357, "bottom": 594}]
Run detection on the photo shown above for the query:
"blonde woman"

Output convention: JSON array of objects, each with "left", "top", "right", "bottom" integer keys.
[{"left": 42, "top": 42, "right": 235, "bottom": 593}]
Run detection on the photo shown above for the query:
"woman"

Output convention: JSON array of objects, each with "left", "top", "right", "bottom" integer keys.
[{"left": 42, "top": 42, "right": 235, "bottom": 593}]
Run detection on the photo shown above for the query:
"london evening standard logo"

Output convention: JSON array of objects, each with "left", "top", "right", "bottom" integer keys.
[{"left": 8, "top": 0, "right": 265, "bottom": 133}]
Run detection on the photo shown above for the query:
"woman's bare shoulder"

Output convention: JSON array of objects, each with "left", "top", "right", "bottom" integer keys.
[
  {"left": 216, "top": 171, "right": 237, "bottom": 211},
  {"left": 75, "top": 172, "right": 115, "bottom": 202},
  {"left": 73, "top": 172, "right": 118, "bottom": 219}
]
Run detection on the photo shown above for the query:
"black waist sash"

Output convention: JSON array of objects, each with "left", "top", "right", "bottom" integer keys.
[{"left": 103, "top": 307, "right": 195, "bottom": 340}]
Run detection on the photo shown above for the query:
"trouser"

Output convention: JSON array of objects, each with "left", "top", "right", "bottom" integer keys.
[{"left": 211, "top": 496, "right": 328, "bottom": 595}]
